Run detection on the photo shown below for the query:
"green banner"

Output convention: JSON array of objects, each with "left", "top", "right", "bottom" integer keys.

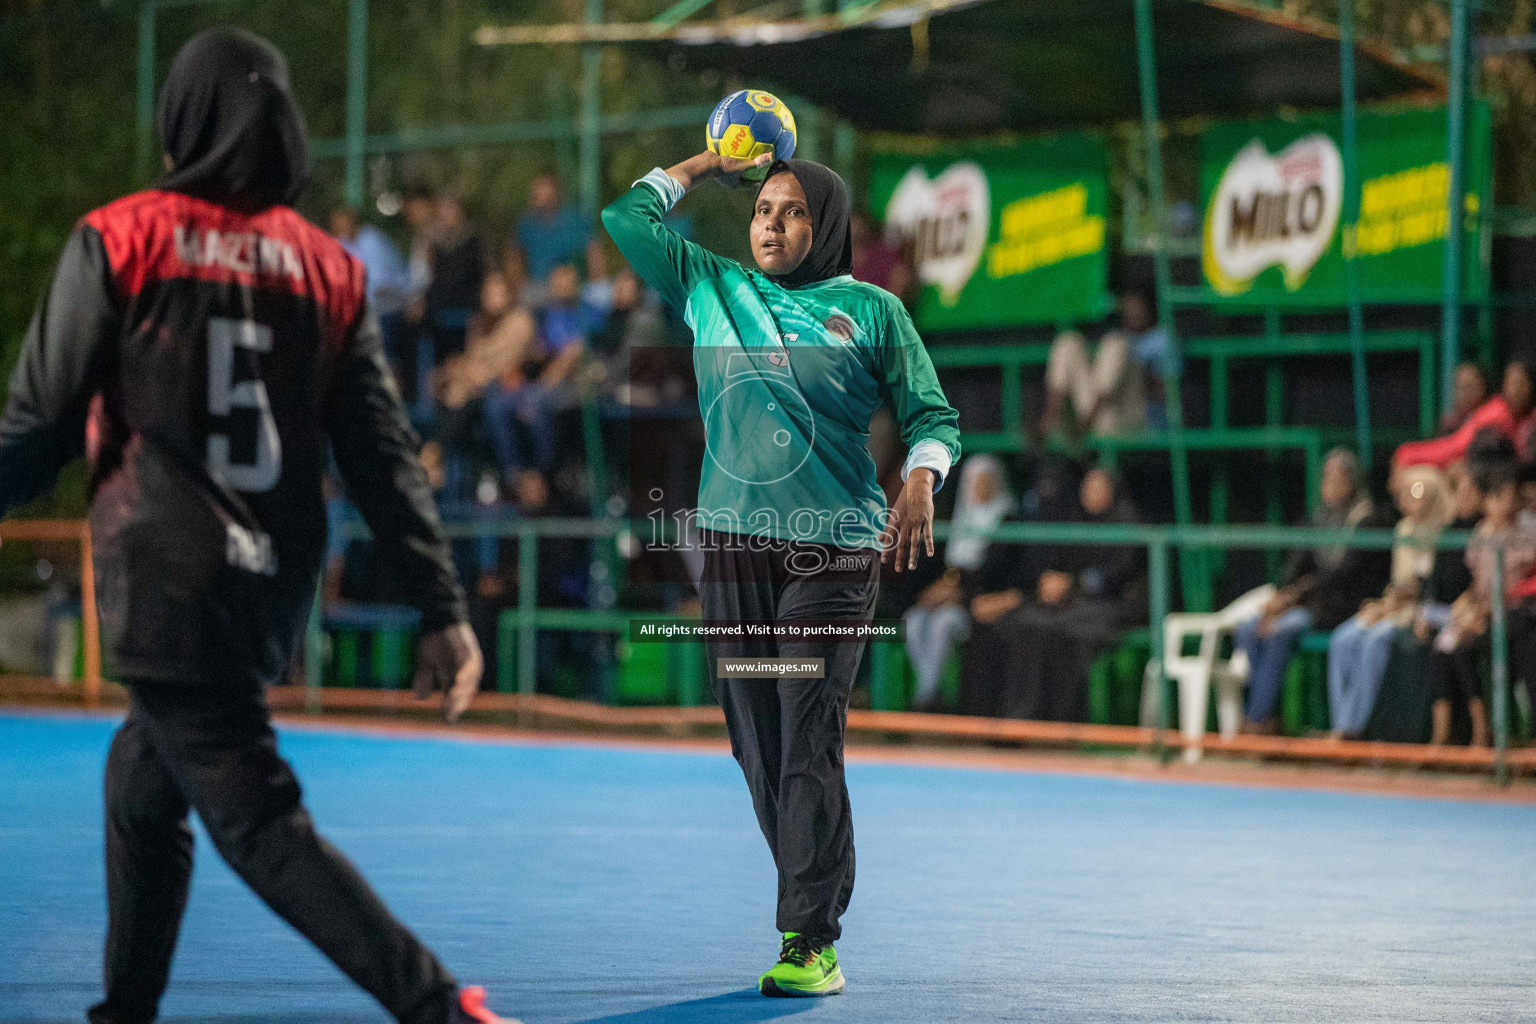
[
  {"left": 868, "top": 135, "right": 1110, "bottom": 331},
  {"left": 1199, "top": 104, "right": 1491, "bottom": 305}
]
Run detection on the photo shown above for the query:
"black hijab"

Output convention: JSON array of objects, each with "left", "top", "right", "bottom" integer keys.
[
  {"left": 156, "top": 29, "right": 309, "bottom": 210},
  {"left": 755, "top": 159, "right": 852, "bottom": 289}
]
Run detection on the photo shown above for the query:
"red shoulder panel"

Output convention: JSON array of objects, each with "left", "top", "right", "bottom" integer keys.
[{"left": 83, "top": 191, "right": 366, "bottom": 342}]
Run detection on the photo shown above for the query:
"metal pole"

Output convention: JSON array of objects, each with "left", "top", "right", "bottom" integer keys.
[
  {"left": 517, "top": 524, "right": 539, "bottom": 702},
  {"left": 1490, "top": 541, "right": 1510, "bottom": 786},
  {"left": 1339, "top": 0, "right": 1372, "bottom": 470},
  {"left": 1148, "top": 536, "right": 1172, "bottom": 760},
  {"left": 80, "top": 525, "right": 101, "bottom": 708},
  {"left": 578, "top": 0, "right": 603, "bottom": 220},
  {"left": 1440, "top": 0, "right": 1471, "bottom": 415},
  {"left": 833, "top": 120, "right": 856, "bottom": 184},
  {"left": 136, "top": 0, "right": 157, "bottom": 181},
  {"left": 344, "top": 0, "right": 369, "bottom": 210},
  {"left": 1134, "top": 0, "right": 1201, "bottom": 611},
  {"left": 304, "top": 583, "right": 324, "bottom": 714}
]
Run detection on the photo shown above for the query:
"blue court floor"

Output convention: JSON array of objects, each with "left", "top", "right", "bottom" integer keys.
[{"left": 2, "top": 711, "right": 1534, "bottom": 1024}]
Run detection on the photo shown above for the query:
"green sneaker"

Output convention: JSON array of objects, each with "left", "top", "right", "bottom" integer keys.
[{"left": 758, "top": 932, "right": 845, "bottom": 997}]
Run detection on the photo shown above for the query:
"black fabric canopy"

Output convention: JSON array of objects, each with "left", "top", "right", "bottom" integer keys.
[{"left": 641, "top": 0, "right": 1439, "bottom": 135}]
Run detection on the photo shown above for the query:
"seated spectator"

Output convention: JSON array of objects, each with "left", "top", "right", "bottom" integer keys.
[
  {"left": 1041, "top": 286, "right": 1166, "bottom": 438},
  {"left": 904, "top": 455, "right": 1015, "bottom": 713},
  {"left": 425, "top": 271, "right": 536, "bottom": 488},
  {"left": 1424, "top": 459, "right": 1536, "bottom": 746},
  {"left": 1394, "top": 359, "right": 1535, "bottom": 471},
  {"left": 1442, "top": 362, "right": 1490, "bottom": 434},
  {"left": 850, "top": 209, "right": 914, "bottom": 305},
  {"left": 589, "top": 269, "right": 676, "bottom": 406},
  {"left": 402, "top": 185, "right": 437, "bottom": 345},
  {"left": 483, "top": 263, "right": 606, "bottom": 510},
  {"left": 423, "top": 193, "right": 484, "bottom": 364},
  {"left": 402, "top": 185, "right": 437, "bottom": 312},
  {"left": 516, "top": 172, "right": 591, "bottom": 283},
  {"left": 960, "top": 467, "right": 1146, "bottom": 722},
  {"left": 1326, "top": 466, "right": 1452, "bottom": 739},
  {"left": 438, "top": 272, "right": 535, "bottom": 410},
  {"left": 330, "top": 206, "right": 410, "bottom": 370},
  {"left": 1235, "top": 449, "right": 1392, "bottom": 733}
]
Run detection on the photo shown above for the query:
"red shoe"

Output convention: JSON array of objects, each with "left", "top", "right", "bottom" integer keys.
[{"left": 453, "top": 986, "right": 522, "bottom": 1024}]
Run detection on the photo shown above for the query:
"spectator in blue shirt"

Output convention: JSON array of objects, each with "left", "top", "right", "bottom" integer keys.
[
  {"left": 515, "top": 173, "right": 591, "bottom": 283},
  {"left": 483, "top": 262, "right": 611, "bottom": 510},
  {"left": 330, "top": 206, "right": 410, "bottom": 370}
]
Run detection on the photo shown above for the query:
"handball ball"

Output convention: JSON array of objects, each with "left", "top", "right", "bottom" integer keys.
[{"left": 706, "top": 89, "right": 796, "bottom": 182}]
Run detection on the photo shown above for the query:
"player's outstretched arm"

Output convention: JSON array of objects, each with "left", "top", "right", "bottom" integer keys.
[
  {"left": 599, "top": 152, "right": 770, "bottom": 313},
  {"left": 0, "top": 224, "right": 118, "bottom": 518},
  {"left": 323, "top": 300, "right": 481, "bottom": 722}
]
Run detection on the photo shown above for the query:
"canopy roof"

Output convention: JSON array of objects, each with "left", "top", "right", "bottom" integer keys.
[{"left": 618, "top": 0, "right": 1441, "bottom": 134}]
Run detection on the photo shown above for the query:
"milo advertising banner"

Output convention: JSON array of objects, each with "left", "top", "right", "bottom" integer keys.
[
  {"left": 1200, "top": 104, "right": 1492, "bottom": 304},
  {"left": 868, "top": 134, "right": 1110, "bottom": 331}
]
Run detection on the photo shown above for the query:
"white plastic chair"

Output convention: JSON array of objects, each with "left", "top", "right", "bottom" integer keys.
[{"left": 1151, "top": 585, "right": 1276, "bottom": 762}]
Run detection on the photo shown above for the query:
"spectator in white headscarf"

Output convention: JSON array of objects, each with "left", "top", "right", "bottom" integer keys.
[{"left": 903, "top": 455, "right": 1014, "bottom": 711}]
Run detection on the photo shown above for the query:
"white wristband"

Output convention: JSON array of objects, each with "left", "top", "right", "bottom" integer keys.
[
  {"left": 901, "top": 439, "right": 953, "bottom": 491},
  {"left": 634, "top": 168, "right": 685, "bottom": 210}
]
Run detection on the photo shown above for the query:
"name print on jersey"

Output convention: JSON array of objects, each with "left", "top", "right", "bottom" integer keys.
[
  {"left": 174, "top": 225, "right": 304, "bottom": 284},
  {"left": 225, "top": 522, "right": 278, "bottom": 577}
]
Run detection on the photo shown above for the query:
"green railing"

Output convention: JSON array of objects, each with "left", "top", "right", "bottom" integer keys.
[
  {"left": 926, "top": 328, "right": 1436, "bottom": 455},
  {"left": 326, "top": 515, "right": 1519, "bottom": 783}
]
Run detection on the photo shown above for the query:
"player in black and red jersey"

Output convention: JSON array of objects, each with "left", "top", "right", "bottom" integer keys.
[{"left": 0, "top": 30, "right": 517, "bottom": 1024}]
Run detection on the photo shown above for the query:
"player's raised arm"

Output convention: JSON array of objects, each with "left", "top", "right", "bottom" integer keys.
[
  {"left": 322, "top": 297, "right": 481, "bottom": 722},
  {"left": 0, "top": 223, "right": 119, "bottom": 518},
  {"left": 600, "top": 151, "right": 770, "bottom": 312}
]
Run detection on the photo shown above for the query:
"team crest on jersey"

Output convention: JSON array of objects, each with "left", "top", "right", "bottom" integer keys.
[{"left": 823, "top": 313, "right": 856, "bottom": 342}]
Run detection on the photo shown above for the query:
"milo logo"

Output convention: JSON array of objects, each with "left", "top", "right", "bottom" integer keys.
[{"left": 1203, "top": 134, "right": 1343, "bottom": 296}]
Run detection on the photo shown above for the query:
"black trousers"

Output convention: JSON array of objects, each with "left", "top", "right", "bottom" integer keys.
[
  {"left": 90, "top": 681, "right": 456, "bottom": 1024},
  {"left": 699, "top": 533, "right": 878, "bottom": 942}
]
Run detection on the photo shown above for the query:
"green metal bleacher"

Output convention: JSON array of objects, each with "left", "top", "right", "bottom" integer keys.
[
  {"left": 927, "top": 328, "right": 1435, "bottom": 466},
  {"left": 318, "top": 324, "right": 1465, "bottom": 741}
]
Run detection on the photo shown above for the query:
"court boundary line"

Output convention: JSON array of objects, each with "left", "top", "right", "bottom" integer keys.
[{"left": 8, "top": 703, "right": 1533, "bottom": 806}]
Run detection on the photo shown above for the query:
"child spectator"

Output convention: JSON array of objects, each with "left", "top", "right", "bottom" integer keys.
[{"left": 1424, "top": 459, "right": 1536, "bottom": 746}]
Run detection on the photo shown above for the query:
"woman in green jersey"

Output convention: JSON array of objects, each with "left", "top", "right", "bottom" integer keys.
[{"left": 603, "top": 150, "right": 960, "bottom": 997}]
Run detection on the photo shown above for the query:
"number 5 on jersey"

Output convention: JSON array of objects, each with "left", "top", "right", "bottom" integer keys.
[{"left": 207, "top": 317, "right": 282, "bottom": 493}]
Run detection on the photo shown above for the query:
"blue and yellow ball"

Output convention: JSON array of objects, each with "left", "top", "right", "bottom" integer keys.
[{"left": 706, "top": 89, "right": 796, "bottom": 182}]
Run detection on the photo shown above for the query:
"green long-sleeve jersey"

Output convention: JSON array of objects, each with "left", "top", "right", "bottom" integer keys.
[{"left": 602, "top": 172, "right": 960, "bottom": 549}]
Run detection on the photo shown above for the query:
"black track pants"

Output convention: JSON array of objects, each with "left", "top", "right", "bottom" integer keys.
[
  {"left": 89, "top": 681, "right": 457, "bottom": 1024},
  {"left": 699, "top": 531, "right": 879, "bottom": 942}
]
